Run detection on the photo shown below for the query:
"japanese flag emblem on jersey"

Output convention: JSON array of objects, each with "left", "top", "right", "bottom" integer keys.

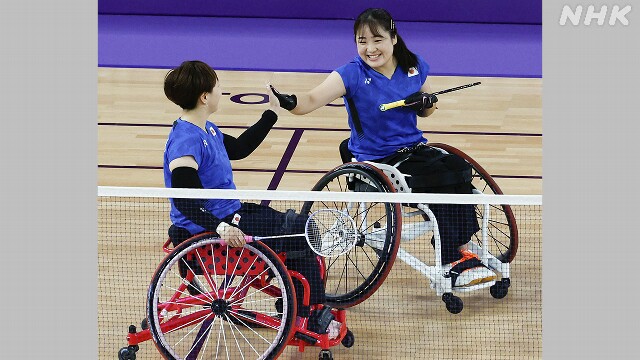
[
  {"left": 209, "top": 126, "right": 216, "bottom": 136},
  {"left": 232, "top": 213, "right": 241, "bottom": 225},
  {"left": 408, "top": 67, "right": 419, "bottom": 77}
]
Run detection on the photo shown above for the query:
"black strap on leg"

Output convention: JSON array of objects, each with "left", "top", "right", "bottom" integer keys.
[
  {"left": 383, "top": 145, "right": 472, "bottom": 190},
  {"left": 280, "top": 209, "right": 315, "bottom": 258},
  {"left": 406, "top": 168, "right": 472, "bottom": 189}
]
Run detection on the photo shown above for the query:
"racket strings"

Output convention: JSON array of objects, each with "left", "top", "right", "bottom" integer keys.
[{"left": 306, "top": 210, "right": 358, "bottom": 257}]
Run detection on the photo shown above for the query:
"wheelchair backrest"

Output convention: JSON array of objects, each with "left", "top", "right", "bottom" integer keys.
[{"left": 184, "top": 243, "right": 270, "bottom": 277}]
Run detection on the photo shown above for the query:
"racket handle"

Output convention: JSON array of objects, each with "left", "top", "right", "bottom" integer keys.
[
  {"left": 218, "top": 236, "right": 255, "bottom": 246},
  {"left": 379, "top": 99, "right": 406, "bottom": 111}
]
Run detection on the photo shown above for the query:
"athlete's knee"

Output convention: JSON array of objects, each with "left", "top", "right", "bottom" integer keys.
[{"left": 282, "top": 209, "right": 307, "bottom": 234}]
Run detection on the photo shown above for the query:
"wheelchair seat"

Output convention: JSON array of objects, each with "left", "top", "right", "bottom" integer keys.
[{"left": 363, "top": 161, "right": 412, "bottom": 194}]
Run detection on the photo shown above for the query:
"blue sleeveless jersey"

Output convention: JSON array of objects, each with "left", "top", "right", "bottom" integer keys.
[
  {"left": 335, "top": 55, "right": 430, "bottom": 161},
  {"left": 163, "top": 119, "right": 241, "bottom": 234}
]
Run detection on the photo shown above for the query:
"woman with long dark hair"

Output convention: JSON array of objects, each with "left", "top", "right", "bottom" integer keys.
[{"left": 271, "top": 8, "right": 496, "bottom": 288}]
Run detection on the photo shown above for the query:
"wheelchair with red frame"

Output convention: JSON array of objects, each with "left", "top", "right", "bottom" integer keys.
[
  {"left": 117, "top": 228, "right": 366, "bottom": 360},
  {"left": 118, "top": 152, "right": 405, "bottom": 360}
]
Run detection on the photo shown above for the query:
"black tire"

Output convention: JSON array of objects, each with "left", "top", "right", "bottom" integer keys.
[
  {"left": 341, "top": 329, "right": 355, "bottom": 348},
  {"left": 274, "top": 298, "right": 283, "bottom": 314},
  {"left": 442, "top": 293, "right": 463, "bottom": 314},
  {"left": 301, "top": 163, "right": 402, "bottom": 308},
  {"left": 118, "top": 347, "right": 137, "bottom": 360},
  {"left": 318, "top": 349, "right": 334, "bottom": 360},
  {"left": 489, "top": 278, "right": 510, "bottom": 299},
  {"left": 147, "top": 234, "right": 296, "bottom": 360},
  {"left": 429, "top": 143, "right": 519, "bottom": 263}
]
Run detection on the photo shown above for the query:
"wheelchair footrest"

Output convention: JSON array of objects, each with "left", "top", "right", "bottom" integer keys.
[{"left": 294, "top": 331, "right": 318, "bottom": 345}]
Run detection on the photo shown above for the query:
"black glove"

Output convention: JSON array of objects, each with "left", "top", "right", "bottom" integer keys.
[
  {"left": 269, "top": 85, "right": 297, "bottom": 111},
  {"left": 404, "top": 92, "right": 438, "bottom": 112}
]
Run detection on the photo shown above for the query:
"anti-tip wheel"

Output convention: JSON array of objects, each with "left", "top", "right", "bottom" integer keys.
[
  {"left": 442, "top": 293, "right": 463, "bottom": 314},
  {"left": 490, "top": 278, "right": 511, "bottom": 299},
  {"left": 341, "top": 329, "right": 355, "bottom": 348},
  {"left": 118, "top": 346, "right": 137, "bottom": 360}
]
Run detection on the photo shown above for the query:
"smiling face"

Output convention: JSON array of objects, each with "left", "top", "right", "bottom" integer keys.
[{"left": 356, "top": 24, "right": 397, "bottom": 72}]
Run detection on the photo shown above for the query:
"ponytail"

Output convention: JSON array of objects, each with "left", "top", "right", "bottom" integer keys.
[{"left": 393, "top": 35, "right": 418, "bottom": 73}]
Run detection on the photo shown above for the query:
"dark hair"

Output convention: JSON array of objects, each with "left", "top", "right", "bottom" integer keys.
[
  {"left": 164, "top": 60, "right": 219, "bottom": 110},
  {"left": 353, "top": 8, "right": 418, "bottom": 73}
]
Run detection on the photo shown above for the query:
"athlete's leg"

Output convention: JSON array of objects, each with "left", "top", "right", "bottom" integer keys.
[{"left": 224, "top": 203, "right": 326, "bottom": 307}]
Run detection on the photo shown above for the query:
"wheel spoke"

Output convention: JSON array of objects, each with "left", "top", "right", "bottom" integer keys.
[
  {"left": 182, "top": 316, "right": 216, "bottom": 359},
  {"left": 303, "top": 165, "right": 400, "bottom": 306}
]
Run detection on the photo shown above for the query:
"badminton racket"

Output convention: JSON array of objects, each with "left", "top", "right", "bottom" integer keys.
[
  {"left": 379, "top": 81, "right": 481, "bottom": 111},
  {"left": 223, "top": 209, "right": 359, "bottom": 257}
]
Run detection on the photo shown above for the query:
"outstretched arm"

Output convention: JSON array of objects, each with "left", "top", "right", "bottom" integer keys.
[
  {"left": 223, "top": 110, "right": 277, "bottom": 160},
  {"left": 223, "top": 86, "right": 281, "bottom": 160},
  {"left": 271, "top": 71, "right": 346, "bottom": 115}
]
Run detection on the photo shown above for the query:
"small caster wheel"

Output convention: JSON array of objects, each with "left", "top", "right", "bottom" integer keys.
[
  {"left": 442, "top": 293, "right": 463, "bottom": 314},
  {"left": 319, "top": 349, "right": 333, "bottom": 360},
  {"left": 341, "top": 329, "right": 355, "bottom": 348},
  {"left": 490, "top": 278, "right": 510, "bottom": 299},
  {"left": 140, "top": 318, "right": 148, "bottom": 330},
  {"left": 118, "top": 346, "right": 138, "bottom": 360}
]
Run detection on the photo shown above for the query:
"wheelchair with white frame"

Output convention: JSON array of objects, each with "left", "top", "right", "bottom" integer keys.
[{"left": 302, "top": 143, "right": 518, "bottom": 314}]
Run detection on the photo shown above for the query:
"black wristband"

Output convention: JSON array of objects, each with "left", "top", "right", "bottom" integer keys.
[{"left": 270, "top": 85, "right": 297, "bottom": 110}]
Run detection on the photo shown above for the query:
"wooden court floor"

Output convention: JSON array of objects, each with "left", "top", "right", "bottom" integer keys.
[
  {"left": 98, "top": 67, "right": 542, "bottom": 359},
  {"left": 98, "top": 67, "right": 541, "bottom": 195}
]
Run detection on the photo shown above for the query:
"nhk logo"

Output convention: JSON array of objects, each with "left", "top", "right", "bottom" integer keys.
[{"left": 560, "top": 5, "right": 632, "bottom": 25}]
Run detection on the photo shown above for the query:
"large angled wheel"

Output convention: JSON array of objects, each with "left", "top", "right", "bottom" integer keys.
[
  {"left": 147, "top": 234, "right": 296, "bottom": 360},
  {"left": 301, "top": 163, "right": 402, "bottom": 308},
  {"left": 429, "top": 143, "right": 519, "bottom": 263}
]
